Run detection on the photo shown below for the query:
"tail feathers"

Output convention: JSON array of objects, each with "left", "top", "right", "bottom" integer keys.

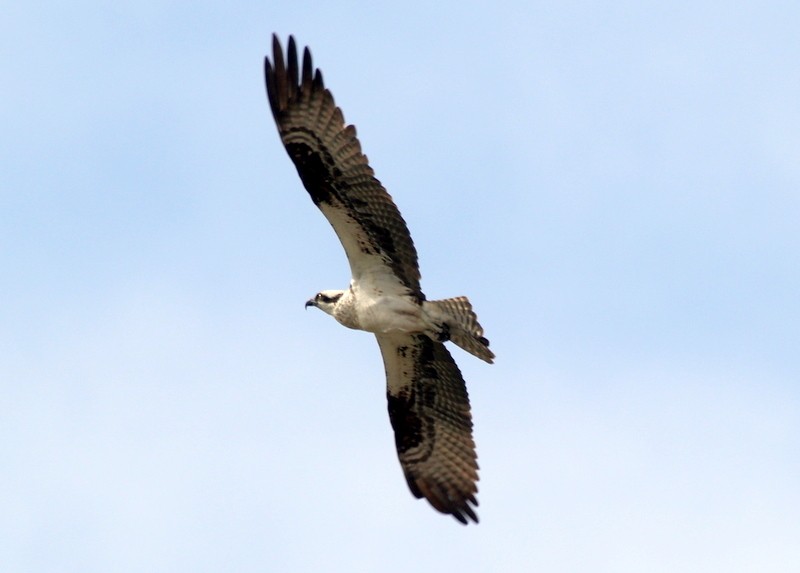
[{"left": 425, "top": 296, "right": 495, "bottom": 364}]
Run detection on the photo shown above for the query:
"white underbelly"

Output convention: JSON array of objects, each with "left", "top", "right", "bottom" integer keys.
[{"left": 357, "top": 295, "right": 426, "bottom": 334}]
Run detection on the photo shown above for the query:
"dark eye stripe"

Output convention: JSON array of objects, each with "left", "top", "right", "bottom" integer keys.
[{"left": 317, "top": 293, "right": 342, "bottom": 304}]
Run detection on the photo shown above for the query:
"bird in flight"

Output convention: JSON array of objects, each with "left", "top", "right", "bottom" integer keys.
[{"left": 264, "top": 35, "right": 494, "bottom": 524}]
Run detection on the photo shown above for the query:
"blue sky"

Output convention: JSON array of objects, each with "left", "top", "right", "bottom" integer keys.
[{"left": 2, "top": 1, "right": 799, "bottom": 571}]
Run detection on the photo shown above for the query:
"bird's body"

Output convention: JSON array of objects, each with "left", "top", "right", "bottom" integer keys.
[
  {"left": 343, "top": 287, "right": 424, "bottom": 334},
  {"left": 315, "top": 286, "right": 424, "bottom": 334},
  {"left": 264, "top": 35, "right": 493, "bottom": 524}
]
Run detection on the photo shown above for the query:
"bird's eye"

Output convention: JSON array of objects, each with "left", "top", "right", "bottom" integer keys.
[{"left": 316, "top": 293, "right": 323, "bottom": 302}]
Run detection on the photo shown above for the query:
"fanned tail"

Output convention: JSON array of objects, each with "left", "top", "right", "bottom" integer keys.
[{"left": 424, "top": 297, "right": 494, "bottom": 364}]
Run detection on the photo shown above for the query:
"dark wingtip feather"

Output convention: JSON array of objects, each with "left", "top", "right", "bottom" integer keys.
[
  {"left": 268, "top": 34, "right": 287, "bottom": 115},
  {"left": 265, "top": 35, "right": 324, "bottom": 120},
  {"left": 447, "top": 500, "right": 479, "bottom": 525},
  {"left": 287, "top": 36, "right": 298, "bottom": 99},
  {"left": 263, "top": 56, "right": 275, "bottom": 115},
  {"left": 301, "top": 46, "right": 314, "bottom": 95},
  {"left": 460, "top": 503, "right": 479, "bottom": 524},
  {"left": 453, "top": 500, "right": 480, "bottom": 525},
  {"left": 411, "top": 476, "right": 479, "bottom": 525}
]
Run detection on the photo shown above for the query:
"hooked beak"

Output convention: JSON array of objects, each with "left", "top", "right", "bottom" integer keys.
[{"left": 304, "top": 299, "right": 316, "bottom": 310}]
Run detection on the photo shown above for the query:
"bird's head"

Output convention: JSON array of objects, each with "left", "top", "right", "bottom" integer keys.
[{"left": 305, "top": 290, "right": 345, "bottom": 316}]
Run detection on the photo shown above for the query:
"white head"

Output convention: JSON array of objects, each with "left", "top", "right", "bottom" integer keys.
[{"left": 305, "top": 290, "right": 345, "bottom": 317}]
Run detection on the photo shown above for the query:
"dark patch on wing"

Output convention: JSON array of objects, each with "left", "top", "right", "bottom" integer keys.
[
  {"left": 386, "top": 392, "right": 426, "bottom": 455},
  {"left": 264, "top": 35, "right": 421, "bottom": 296},
  {"left": 284, "top": 139, "right": 334, "bottom": 206}
]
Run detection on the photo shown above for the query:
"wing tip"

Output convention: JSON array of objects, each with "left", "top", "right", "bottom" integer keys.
[
  {"left": 449, "top": 493, "right": 480, "bottom": 525},
  {"left": 264, "top": 34, "right": 325, "bottom": 119},
  {"left": 408, "top": 474, "right": 480, "bottom": 525}
]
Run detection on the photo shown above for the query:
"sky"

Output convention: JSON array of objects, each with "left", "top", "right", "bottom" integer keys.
[{"left": 2, "top": 1, "right": 799, "bottom": 571}]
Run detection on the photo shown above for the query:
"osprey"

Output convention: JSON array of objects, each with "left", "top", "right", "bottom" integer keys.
[{"left": 264, "top": 35, "right": 494, "bottom": 524}]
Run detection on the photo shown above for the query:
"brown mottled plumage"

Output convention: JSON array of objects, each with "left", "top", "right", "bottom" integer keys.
[
  {"left": 264, "top": 35, "right": 421, "bottom": 300},
  {"left": 264, "top": 35, "right": 492, "bottom": 524}
]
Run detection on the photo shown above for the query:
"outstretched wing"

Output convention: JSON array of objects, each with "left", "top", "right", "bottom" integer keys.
[
  {"left": 376, "top": 333, "right": 479, "bottom": 524},
  {"left": 264, "top": 35, "right": 421, "bottom": 298}
]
